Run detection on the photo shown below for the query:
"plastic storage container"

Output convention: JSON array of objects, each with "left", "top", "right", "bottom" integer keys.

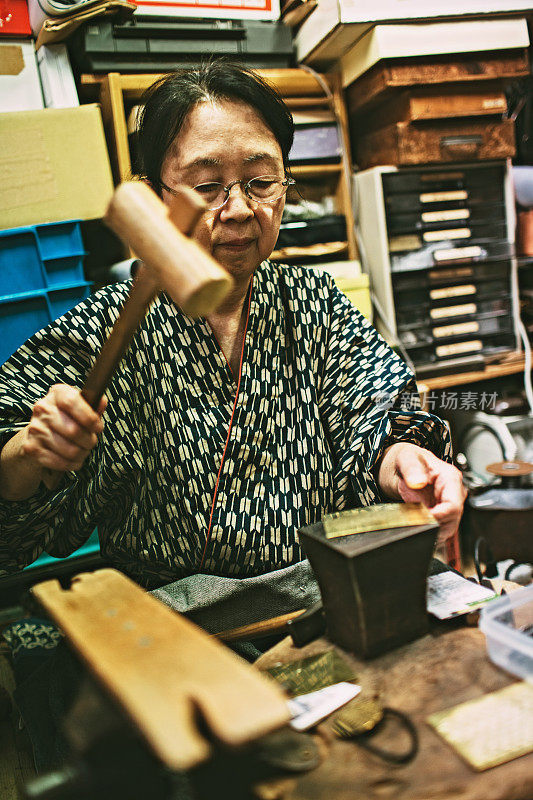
[
  {"left": 0, "top": 220, "right": 91, "bottom": 365},
  {"left": 479, "top": 584, "right": 533, "bottom": 680},
  {"left": 0, "top": 220, "right": 85, "bottom": 296},
  {"left": 0, "top": 283, "right": 91, "bottom": 365}
]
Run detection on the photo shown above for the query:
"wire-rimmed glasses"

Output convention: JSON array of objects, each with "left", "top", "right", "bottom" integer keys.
[{"left": 160, "top": 175, "right": 296, "bottom": 211}]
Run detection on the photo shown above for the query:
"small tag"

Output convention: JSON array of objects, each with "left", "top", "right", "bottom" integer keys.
[
  {"left": 423, "top": 227, "right": 471, "bottom": 243},
  {"left": 288, "top": 682, "right": 361, "bottom": 732},
  {"left": 420, "top": 190, "right": 467, "bottom": 203}
]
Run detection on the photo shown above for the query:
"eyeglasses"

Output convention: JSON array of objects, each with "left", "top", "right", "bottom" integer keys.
[{"left": 160, "top": 175, "right": 296, "bottom": 211}]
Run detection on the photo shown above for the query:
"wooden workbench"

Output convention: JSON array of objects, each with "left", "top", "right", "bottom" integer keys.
[{"left": 256, "top": 624, "right": 533, "bottom": 800}]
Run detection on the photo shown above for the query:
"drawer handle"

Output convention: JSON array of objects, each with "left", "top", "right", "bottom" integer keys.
[{"left": 439, "top": 135, "right": 483, "bottom": 156}]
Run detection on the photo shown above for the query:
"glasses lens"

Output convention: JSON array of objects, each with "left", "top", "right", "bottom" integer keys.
[
  {"left": 247, "top": 177, "right": 286, "bottom": 203},
  {"left": 193, "top": 182, "right": 226, "bottom": 209}
]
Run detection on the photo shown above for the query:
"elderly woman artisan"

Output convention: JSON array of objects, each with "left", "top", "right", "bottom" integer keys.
[{"left": 0, "top": 62, "right": 465, "bottom": 592}]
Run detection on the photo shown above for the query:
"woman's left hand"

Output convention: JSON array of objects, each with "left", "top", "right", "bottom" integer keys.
[{"left": 377, "top": 443, "right": 467, "bottom": 546}]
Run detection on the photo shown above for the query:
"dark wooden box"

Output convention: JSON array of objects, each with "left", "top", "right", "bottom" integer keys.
[
  {"left": 298, "top": 519, "right": 438, "bottom": 658},
  {"left": 356, "top": 87, "right": 508, "bottom": 134},
  {"left": 345, "top": 49, "right": 530, "bottom": 116},
  {"left": 353, "top": 118, "right": 515, "bottom": 170}
]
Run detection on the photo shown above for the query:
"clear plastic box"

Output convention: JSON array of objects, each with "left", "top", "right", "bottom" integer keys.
[{"left": 479, "top": 585, "right": 533, "bottom": 680}]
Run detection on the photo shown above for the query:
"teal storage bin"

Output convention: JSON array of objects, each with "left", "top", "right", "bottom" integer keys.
[
  {"left": 25, "top": 529, "right": 101, "bottom": 571},
  {"left": 0, "top": 281, "right": 92, "bottom": 365},
  {"left": 0, "top": 220, "right": 86, "bottom": 298},
  {"left": 47, "top": 282, "right": 91, "bottom": 319},
  {"left": 0, "top": 292, "right": 50, "bottom": 362},
  {"left": 0, "top": 229, "right": 46, "bottom": 295}
]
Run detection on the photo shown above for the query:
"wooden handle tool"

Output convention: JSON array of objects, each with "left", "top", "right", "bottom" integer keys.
[
  {"left": 42, "top": 182, "right": 233, "bottom": 487},
  {"left": 80, "top": 182, "right": 232, "bottom": 409}
]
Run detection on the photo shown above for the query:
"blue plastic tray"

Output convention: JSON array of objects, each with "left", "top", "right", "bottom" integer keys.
[
  {"left": 0, "top": 281, "right": 91, "bottom": 365},
  {"left": 0, "top": 220, "right": 86, "bottom": 298}
]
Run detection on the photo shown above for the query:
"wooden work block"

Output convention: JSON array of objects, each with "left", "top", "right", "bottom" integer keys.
[
  {"left": 31, "top": 569, "right": 290, "bottom": 771},
  {"left": 298, "top": 505, "right": 439, "bottom": 658}
]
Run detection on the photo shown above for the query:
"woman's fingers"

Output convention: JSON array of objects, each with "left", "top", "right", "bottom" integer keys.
[{"left": 394, "top": 445, "right": 467, "bottom": 543}]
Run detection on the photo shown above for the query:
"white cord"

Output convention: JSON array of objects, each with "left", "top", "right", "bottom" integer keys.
[
  {"left": 507, "top": 163, "right": 533, "bottom": 414},
  {"left": 517, "top": 314, "right": 533, "bottom": 414}
]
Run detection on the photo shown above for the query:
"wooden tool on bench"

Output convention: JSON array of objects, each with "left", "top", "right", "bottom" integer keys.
[
  {"left": 43, "top": 181, "right": 233, "bottom": 488},
  {"left": 31, "top": 569, "right": 290, "bottom": 772}
]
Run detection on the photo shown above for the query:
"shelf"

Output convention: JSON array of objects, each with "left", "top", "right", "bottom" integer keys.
[
  {"left": 80, "top": 69, "right": 326, "bottom": 103},
  {"left": 270, "top": 241, "right": 348, "bottom": 261},
  {"left": 290, "top": 163, "right": 343, "bottom": 177},
  {"left": 417, "top": 352, "right": 527, "bottom": 392},
  {"left": 79, "top": 69, "right": 357, "bottom": 260}
]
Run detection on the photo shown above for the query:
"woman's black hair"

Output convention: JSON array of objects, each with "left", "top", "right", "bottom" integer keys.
[{"left": 135, "top": 59, "right": 294, "bottom": 193}]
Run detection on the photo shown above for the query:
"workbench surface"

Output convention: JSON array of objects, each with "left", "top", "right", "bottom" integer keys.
[{"left": 256, "top": 625, "right": 533, "bottom": 800}]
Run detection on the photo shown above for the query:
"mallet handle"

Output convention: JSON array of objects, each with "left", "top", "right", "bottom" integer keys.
[{"left": 81, "top": 264, "right": 158, "bottom": 409}]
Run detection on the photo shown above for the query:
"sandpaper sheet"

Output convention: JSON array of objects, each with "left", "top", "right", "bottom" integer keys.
[{"left": 427, "top": 682, "right": 533, "bottom": 771}]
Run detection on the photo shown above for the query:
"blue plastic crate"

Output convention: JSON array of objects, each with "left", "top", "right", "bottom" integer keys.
[
  {"left": 24, "top": 529, "right": 100, "bottom": 571},
  {"left": 0, "top": 220, "right": 86, "bottom": 298},
  {"left": 37, "top": 220, "right": 84, "bottom": 261},
  {"left": 0, "top": 291, "right": 50, "bottom": 365},
  {"left": 44, "top": 254, "right": 85, "bottom": 287},
  {"left": 0, "top": 281, "right": 92, "bottom": 366},
  {"left": 0, "top": 229, "right": 46, "bottom": 296},
  {"left": 48, "top": 282, "right": 91, "bottom": 319}
]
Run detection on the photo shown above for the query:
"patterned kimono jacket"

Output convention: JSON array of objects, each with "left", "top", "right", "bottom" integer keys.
[{"left": 0, "top": 261, "right": 451, "bottom": 587}]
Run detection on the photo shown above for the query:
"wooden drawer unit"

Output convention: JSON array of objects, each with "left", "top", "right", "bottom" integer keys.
[{"left": 353, "top": 162, "right": 518, "bottom": 377}]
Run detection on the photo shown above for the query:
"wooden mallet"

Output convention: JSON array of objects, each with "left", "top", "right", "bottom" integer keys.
[
  {"left": 81, "top": 180, "right": 233, "bottom": 408},
  {"left": 43, "top": 181, "right": 233, "bottom": 488}
]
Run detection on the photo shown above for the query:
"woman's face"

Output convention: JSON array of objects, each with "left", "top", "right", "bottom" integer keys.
[{"left": 160, "top": 99, "right": 286, "bottom": 283}]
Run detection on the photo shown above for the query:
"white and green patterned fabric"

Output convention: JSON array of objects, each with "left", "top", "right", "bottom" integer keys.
[{"left": 0, "top": 261, "right": 450, "bottom": 587}]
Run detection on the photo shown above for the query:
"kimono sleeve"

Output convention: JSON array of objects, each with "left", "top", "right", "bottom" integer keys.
[
  {"left": 0, "top": 284, "right": 129, "bottom": 573},
  {"left": 318, "top": 279, "right": 452, "bottom": 510}
]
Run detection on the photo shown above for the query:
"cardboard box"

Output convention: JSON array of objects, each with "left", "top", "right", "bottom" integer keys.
[
  {"left": 0, "top": 104, "right": 114, "bottom": 231},
  {"left": 313, "top": 259, "right": 373, "bottom": 321},
  {"left": 296, "top": 1, "right": 532, "bottom": 66}
]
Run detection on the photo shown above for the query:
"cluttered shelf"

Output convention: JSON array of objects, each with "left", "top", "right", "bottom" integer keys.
[
  {"left": 417, "top": 351, "right": 527, "bottom": 393},
  {"left": 79, "top": 69, "right": 358, "bottom": 263}
]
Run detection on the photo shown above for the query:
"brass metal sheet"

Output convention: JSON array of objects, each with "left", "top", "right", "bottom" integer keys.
[{"left": 322, "top": 503, "right": 436, "bottom": 539}]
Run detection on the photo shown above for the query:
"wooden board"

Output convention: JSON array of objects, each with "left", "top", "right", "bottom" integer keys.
[
  {"left": 31, "top": 569, "right": 290, "bottom": 772},
  {"left": 354, "top": 118, "right": 516, "bottom": 170},
  {"left": 255, "top": 627, "right": 533, "bottom": 800},
  {"left": 346, "top": 50, "right": 530, "bottom": 116}
]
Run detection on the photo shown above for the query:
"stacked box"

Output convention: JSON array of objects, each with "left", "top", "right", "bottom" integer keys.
[{"left": 0, "top": 220, "right": 91, "bottom": 365}]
